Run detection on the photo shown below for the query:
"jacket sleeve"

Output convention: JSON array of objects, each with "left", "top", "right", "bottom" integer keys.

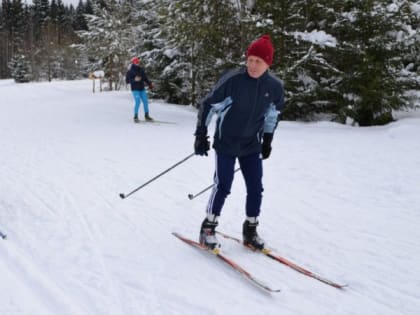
[
  {"left": 141, "top": 68, "right": 152, "bottom": 86},
  {"left": 126, "top": 67, "right": 135, "bottom": 84},
  {"left": 195, "top": 71, "right": 235, "bottom": 136},
  {"left": 194, "top": 69, "right": 243, "bottom": 135}
]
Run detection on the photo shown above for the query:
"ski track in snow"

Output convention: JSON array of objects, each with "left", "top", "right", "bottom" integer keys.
[{"left": 1, "top": 79, "right": 420, "bottom": 315}]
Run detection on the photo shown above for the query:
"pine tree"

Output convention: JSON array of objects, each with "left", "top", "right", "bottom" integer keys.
[
  {"left": 251, "top": 0, "right": 419, "bottom": 125},
  {"left": 32, "top": 0, "right": 49, "bottom": 41},
  {"left": 391, "top": 1, "right": 420, "bottom": 106},
  {"left": 8, "top": 53, "right": 32, "bottom": 82},
  {"left": 331, "top": 0, "right": 418, "bottom": 126},
  {"left": 126, "top": 0, "right": 171, "bottom": 97},
  {"left": 77, "top": 0, "right": 137, "bottom": 90},
  {"left": 163, "top": 0, "right": 250, "bottom": 104},
  {"left": 0, "top": 0, "right": 27, "bottom": 77},
  {"left": 74, "top": 0, "right": 88, "bottom": 30},
  {"left": 249, "top": 0, "right": 342, "bottom": 121}
]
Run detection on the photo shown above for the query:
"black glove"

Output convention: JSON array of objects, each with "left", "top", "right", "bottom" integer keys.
[
  {"left": 261, "top": 133, "right": 273, "bottom": 160},
  {"left": 194, "top": 134, "right": 210, "bottom": 156}
]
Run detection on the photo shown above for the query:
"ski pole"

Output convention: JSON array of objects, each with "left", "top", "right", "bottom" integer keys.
[
  {"left": 188, "top": 168, "right": 241, "bottom": 200},
  {"left": 0, "top": 229, "right": 6, "bottom": 239},
  {"left": 120, "top": 153, "right": 195, "bottom": 200}
]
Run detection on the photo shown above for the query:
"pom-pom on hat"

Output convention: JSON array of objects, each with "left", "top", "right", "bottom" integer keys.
[
  {"left": 246, "top": 35, "right": 274, "bottom": 66},
  {"left": 131, "top": 57, "right": 140, "bottom": 65}
]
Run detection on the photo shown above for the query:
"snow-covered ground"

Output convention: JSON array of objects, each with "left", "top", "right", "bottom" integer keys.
[{"left": 0, "top": 79, "right": 419, "bottom": 315}]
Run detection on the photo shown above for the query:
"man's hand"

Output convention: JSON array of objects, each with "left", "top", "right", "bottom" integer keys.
[
  {"left": 194, "top": 135, "right": 210, "bottom": 156},
  {"left": 261, "top": 133, "right": 273, "bottom": 159}
]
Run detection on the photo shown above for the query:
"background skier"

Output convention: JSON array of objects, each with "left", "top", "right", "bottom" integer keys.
[{"left": 126, "top": 57, "right": 154, "bottom": 123}]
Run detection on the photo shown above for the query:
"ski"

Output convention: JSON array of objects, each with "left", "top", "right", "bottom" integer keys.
[
  {"left": 148, "top": 120, "right": 175, "bottom": 125},
  {"left": 172, "top": 232, "right": 280, "bottom": 293},
  {"left": 217, "top": 231, "right": 346, "bottom": 289},
  {"left": 135, "top": 119, "right": 175, "bottom": 125}
]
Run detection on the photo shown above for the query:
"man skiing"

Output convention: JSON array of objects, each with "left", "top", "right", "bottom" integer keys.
[{"left": 194, "top": 35, "right": 285, "bottom": 250}]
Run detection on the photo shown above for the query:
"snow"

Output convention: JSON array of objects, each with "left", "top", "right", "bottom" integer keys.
[
  {"left": 411, "top": 2, "right": 420, "bottom": 17},
  {"left": 387, "top": 3, "right": 400, "bottom": 13},
  {"left": 1, "top": 79, "right": 420, "bottom": 315},
  {"left": 26, "top": 0, "right": 80, "bottom": 7},
  {"left": 93, "top": 71, "right": 105, "bottom": 78},
  {"left": 292, "top": 30, "right": 337, "bottom": 48}
]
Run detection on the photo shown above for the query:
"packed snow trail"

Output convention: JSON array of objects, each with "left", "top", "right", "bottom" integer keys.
[{"left": 0, "top": 79, "right": 420, "bottom": 315}]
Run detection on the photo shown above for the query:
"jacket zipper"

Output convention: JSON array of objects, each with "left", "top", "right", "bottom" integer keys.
[{"left": 243, "top": 78, "right": 260, "bottom": 137}]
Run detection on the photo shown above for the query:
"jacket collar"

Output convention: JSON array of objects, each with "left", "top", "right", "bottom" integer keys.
[{"left": 245, "top": 68, "right": 269, "bottom": 82}]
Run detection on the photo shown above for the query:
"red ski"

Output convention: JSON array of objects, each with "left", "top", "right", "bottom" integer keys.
[
  {"left": 217, "top": 231, "right": 347, "bottom": 289},
  {"left": 172, "top": 232, "right": 280, "bottom": 293}
]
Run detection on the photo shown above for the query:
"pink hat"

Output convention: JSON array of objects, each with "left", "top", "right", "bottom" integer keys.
[
  {"left": 246, "top": 35, "right": 274, "bottom": 66},
  {"left": 131, "top": 57, "right": 140, "bottom": 65}
]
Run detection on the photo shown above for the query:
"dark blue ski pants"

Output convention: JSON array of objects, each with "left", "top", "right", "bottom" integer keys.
[{"left": 206, "top": 152, "right": 263, "bottom": 218}]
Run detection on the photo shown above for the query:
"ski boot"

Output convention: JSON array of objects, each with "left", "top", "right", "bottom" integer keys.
[
  {"left": 134, "top": 114, "right": 140, "bottom": 123},
  {"left": 145, "top": 113, "right": 154, "bottom": 121},
  {"left": 199, "top": 214, "right": 220, "bottom": 250},
  {"left": 243, "top": 217, "right": 265, "bottom": 250}
]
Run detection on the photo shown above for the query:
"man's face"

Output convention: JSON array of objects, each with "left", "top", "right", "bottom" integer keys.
[{"left": 246, "top": 55, "right": 269, "bottom": 79}]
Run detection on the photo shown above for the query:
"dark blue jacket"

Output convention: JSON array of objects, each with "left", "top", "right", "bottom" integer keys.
[
  {"left": 195, "top": 67, "right": 284, "bottom": 157},
  {"left": 126, "top": 64, "right": 152, "bottom": 91}
]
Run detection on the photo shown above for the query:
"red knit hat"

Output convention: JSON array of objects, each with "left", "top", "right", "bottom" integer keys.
[
  {"left": 131, "top": 57, "right": 140, "bottom": 65},
  {"left": 246, "top": 35, "right": 274, "bottom": 66}
]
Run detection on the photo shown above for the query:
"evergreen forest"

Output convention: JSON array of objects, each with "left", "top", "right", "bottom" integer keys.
[{"left": 1, "top": 0, "right": 419, "bottom": 125}]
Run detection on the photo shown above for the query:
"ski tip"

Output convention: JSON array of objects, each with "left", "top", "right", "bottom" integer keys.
[{"left": 252, "top": 281, "right": 281, "bottom": 293}]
